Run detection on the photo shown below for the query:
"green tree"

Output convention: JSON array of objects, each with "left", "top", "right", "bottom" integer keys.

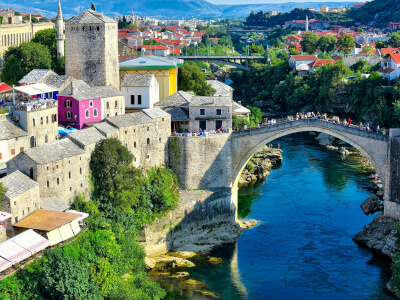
[
  {"left": 375, "top": 40, "right": 388, "bottom": 50},
  {"left": 91, "top": 2, "right": 96, "bottom": 11},
  {"left": 126, "top": 23, "right": 137, "bottom": 29},
  {"left": 4, "top": 42, "right": 51, "bottom": 74},
  {"left": 389, "top": 33, "right": 400, "bottom": 48},
  {"left": 37, "top": 250, "right": 102, "bottom": 299},
  {"left": 247, "top": 106, "right": 264, "bottom": 126},
  {"left": 90, "top": 138, "right": 142, "bottom": 210},
  {"left": 300, "top": 32, "right": 318, "bottom": 54},
  {"left": 178, "top": 63, "right": 215, "bottom": 96},
  {"left": 0, "top": 56, "right": 25, "bottom": 86},
  {"left": 336, "top": 33, "right": 355, "bottom": 54},
  {"left": 317, "top": 35, "right": 336, "bottom": 53},
  {"left": 201, "top": 33, "right": 211, "bottom": 46},
  {"left": 0, "top": 182, "right": 6, "bottom": 210},
  {"left": 31, "top": 28, "right": 58, "bottom": 68},
  {"left": 160, "top": 27, "right": 167, "bottom": 32},
  {"left": 288, "top": 45, "right": 300, "bottom": 55},
  {"left": 141, "top": 167, "right": 179, "bottom": 213}
]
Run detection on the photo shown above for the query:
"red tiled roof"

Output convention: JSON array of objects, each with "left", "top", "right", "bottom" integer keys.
[
  {"left": 32, "top": 14, "right": 42, "bottom": 17},
  {"left": 378, "top": 67, "right": 395, "bottom": 74},
  {"left": 390, "top": 53, "right": 400, "bottom": 64},
  {"left": 332, "top": 55, "right": 342, "bottom": 61},
  {"left": 139, "top": 45, "right": 170, "bottom": 50},
  {"left": 290, "top": 55, "right": 317, "bottom": 61},
  {"left": 380, "top": 48, "right": 400, "bottom": 55},
  {"left": 313, "top": 59, "right": 334, "bottom": 67}
]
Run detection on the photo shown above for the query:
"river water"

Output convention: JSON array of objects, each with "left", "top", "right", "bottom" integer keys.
[{"left": 158, "top": 133, "right": 393, "bottom": 299}]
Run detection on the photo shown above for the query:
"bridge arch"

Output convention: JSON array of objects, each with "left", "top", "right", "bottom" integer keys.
[{"left": 230, "top": 121, "right": 389, "bottom": 194}]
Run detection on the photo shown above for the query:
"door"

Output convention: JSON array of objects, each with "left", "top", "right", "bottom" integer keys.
[
  {"left": 199, "top": 121, "right": 207, "bottom": 131},
  {"left": 216, "top": 120, "right": 223, "bottom": 130}
]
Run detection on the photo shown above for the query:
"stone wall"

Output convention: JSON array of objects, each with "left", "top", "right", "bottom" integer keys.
[
  {"left": 141, "top": 189, "right": 239, "bottom": 256},
  {"left": 389, "top": 137, "right": 400, "bottom": 205},
  {"left": 188, "top": 106, "right": 232, "bottom": 132},
  {"left": 342, "top": 54, "right": 381, "bottom": 67},
  {"left": 168, "top": 134, "right": 232, "bottom": 190}
]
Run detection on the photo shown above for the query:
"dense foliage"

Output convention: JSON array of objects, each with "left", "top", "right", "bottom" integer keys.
[
  {"left": 1, "top": 56, "right": 25, "bottom": 86},
  {"left": 231, "top": 57, "right": 400, "bottom": 128},
  {"left": 178, "top": 63, "right": 215, "bottom": 96},
  {"left": 0, "top": 138, "right": 180, "bottom": 299}
]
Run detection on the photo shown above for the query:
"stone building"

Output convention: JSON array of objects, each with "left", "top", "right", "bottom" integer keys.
[
  {"left": 188, "top": 96, "right": 232, "bottom": 132},
  {"left": 57, "top": 79, "right": 124, "bottom": 129},
  {"left": 0, "top": 119, "right": 29, "bottom": 177},
  {"left": 206, "top": 80, "right": 234, "bottom": 99},
  {"left": 121, "top": 73, "right": 159, "bottom": 111},
  {"left": 65, "top": 9, "right": 119, "bottom": 90},
  {"left": 105, "top": 108, "right": 171, "bottom": 168},
  {"left": 7, "top": 139, "right": 90, "bottom": 205},
  {"left": 120, "top": 56, "right": 183, "bottom": 101},
  {"left": 67, "top": 126, "right": 106, "bottom": 154},
  {"left": 0, "top": 171, "right": 40, "bottom": 230},
  {"left": 0, "top": 13, "right": 54, "bottom": 64},
  {"left": 12, "top": 102, "right": 59, "bottom": 148}
]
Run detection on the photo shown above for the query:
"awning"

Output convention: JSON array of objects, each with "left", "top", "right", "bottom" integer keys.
[
  {"left": 0, "top": 212, "right": 12, "bottom": 222},
  {"left": 11, "top": 229, "right": 50, "bottom": 255},
  {"left": 0, "top": 237, "right": 30, "bottom": 265},
  {"left": 67, "top": 210, "right": 89, "bottom": 222},
  {"left": 14, "top": 83, "right": 57, "bottom": 96},
  {"left": 0, "top": 256, "right": 12, "bottom": 272}
]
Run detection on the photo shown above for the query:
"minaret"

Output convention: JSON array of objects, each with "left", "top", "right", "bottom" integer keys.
[
  {"left": 305, "top": 15, "right": 309, "bottom": 32},
  {"left": 56, "top": 0, "right": 65, "bottom": 58}
]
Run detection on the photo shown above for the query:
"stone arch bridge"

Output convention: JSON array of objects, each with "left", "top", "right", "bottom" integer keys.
[{"left": 169, "top": 119, "right": 400, "bottom": 220}]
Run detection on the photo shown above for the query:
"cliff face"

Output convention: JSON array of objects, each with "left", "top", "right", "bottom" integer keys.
[
  {"left": 239, "top": 146, "right": 282, "bottom": 186},
  {"left": 141, "top": 189, "right": 242, "bottom": 257}
]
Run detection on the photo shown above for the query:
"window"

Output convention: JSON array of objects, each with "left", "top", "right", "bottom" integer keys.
[
  {"left": 0, "top": 153, "right": 2, "bottom": 159},
  {"left": 97, "top": 26, "right": 100, "bottom": 31},
  {"left": 23, "top": 210, "right": 24, "bottom": 216},
  {"left": 47, "top": 181, "right": 49, "bottom": 188},
  {"left": 125, "top": 131, "right": 128, "bottom": 134},
  {"left": 49, "top": 92, "right": 53, "bottom": 98},
  {"left": 45, "top": 134, "right": 48, "bottom": 143},
  {"left": 30, "top": 136, "right": 36, "bottom": 148},
  {"left": 115, "top": 100, "right": 118, "bottom": 108},
  {"left": 125, "top": 143, "right": 128, "bottom": 147},
  {"left": 54, "top": 114, "right": 57, "bottom": 122},
  {"left": 15, "top": 217, "right": 18, "bottom": 223},
  {"left": 29, "top": 168, "right": 34, "bottom": 179},
  {"left": 216, "top": 109, "right": 222, "bottom": 115},
  {"left": 65, "top": 100, "right": 72, "bottom": 108},
  {"left": 11, "top": 149, "right": 15, "bottom": 155},
  {"left": 106, "top": 101, "right": 110, "bottom": 109},
  {"left": 57, "top": 178, "right": 59, "bottom": 185},
  {"left": 115, "top": 112, "right": 118, "bottom": 116},
  {"left": 13, "top": 201, "right": 16, "bottom": 206},
  {"left": 70, "top": 187, "right": 72, "bottom": 191},
  {"left": 20, "top": 147, "right": 24, "bottom": 153},
  {"left": 130, "top": 95, "right": 135, "bottom": 105},
  {"left": 28, "top": 207, "right": 30, "bottom": 213},
  {"left": 89, "top": 26, "right": 92, "bottom": 31},
  {"left": 66, "top": 111, "right": 72, "bottom": 119},
  {"left": 46, "top": 116, "right": 49, "bottom": 123},
  {"left": 69, "top": 160, "right": 71, "bottom": 164},
  {"left": 159, "top": 138, "right": 162, "bottom": 142},
  {"left": 80, "top": 167, "right": 82, "bottom": 175},
  {"left": 147, "top": 127, "right": 149, "bottom": 131},
  {"left": 93, "top": 108, "right": 98, "bottom": 117},
  {"left": 107, "top": 113, "right": 110, "bottom": 118},
  {"left": 200, "top": 109, "right": 205, "bottom": 115},
  {"left": 40, "top": 117, "right": 43, "bottom": 124},
  {"left": 69, "top": 171, "right": 71, "bottom": 179},
  {"left": 134, "top": 142, "right": 137, "bottom": 148},
  {"left": 89, "top": 100, "right": 93, "bottom": 107},
  {"left": 147, "top": 138, "right": 150, "bottom": 145},
  {"left": 85, "top": 109, "right": 90, "bottom": 118},
  {"left": 138, "top": 95, "right": 142, "bottom": 105},
  {"left": 162, "top": 118, "right": 165, "bottom": 122},
  {"left": 32, "top": 118, "right": 35, "bottom": 126}
]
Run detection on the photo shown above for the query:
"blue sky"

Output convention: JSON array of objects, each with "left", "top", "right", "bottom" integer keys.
[{"left": 208, "top": 0, "right": 360, "bottom": 4}]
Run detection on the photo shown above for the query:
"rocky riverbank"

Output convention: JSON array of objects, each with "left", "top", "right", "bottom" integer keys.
[{"left": 239, "top": 146, "right": 282, "bottom": 186}]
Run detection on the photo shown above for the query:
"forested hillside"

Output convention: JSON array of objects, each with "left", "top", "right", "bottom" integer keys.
[{"left": 245, "top": 0, "right": 400, "bottom": 28}]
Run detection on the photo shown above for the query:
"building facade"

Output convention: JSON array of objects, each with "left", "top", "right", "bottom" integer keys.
[
  {"left": 121, "top": 73, "right": 160, "bottom": 110},
  {"left": 120, "top": 56, "right": 183, "bottom": 101},
  {"left": 65, "top": 9, "right": 119, "bottom": 89}
]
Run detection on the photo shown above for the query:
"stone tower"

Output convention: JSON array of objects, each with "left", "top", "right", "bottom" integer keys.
[
  {"left": 305, "top": 15, "right": 309, "bottom": 32},
  {"left": 65, "top": 9, "right": 120, "bottom": 90},
  {"left": 55, "top": 0, "right": 65, "bottom": 58}
]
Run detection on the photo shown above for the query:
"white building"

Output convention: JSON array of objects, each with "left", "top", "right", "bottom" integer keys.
[
  {"left": 206, "top": 80, "right": 234, "bottom": 99},
  {"left": 121, "top": 73, "right": 160, "bottom": 110},
  {"left": 378, "top": 53, "right": 400, "bottom": 81}
]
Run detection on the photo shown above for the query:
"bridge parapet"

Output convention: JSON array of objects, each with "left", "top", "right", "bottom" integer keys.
[{"left": 232, "top": 119, "right": 389, "bottom": 142}]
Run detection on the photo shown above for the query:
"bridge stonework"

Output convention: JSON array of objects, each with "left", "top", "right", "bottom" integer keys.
[{"left": 169, "top": 120, "right": 400, "bottom": 220}]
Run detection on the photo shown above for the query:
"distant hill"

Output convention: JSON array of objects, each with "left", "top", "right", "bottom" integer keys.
[
  {"left": 0, "top": 0, "right": 359, "bottom": 19},
  {"left": 244, "top": 0, "right": 400, "bottom": 28}
]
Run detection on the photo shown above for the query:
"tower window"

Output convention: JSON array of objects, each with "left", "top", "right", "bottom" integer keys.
[
  {"left": 94, "top": 108, "right": 98, "bottom": 117},
  {"left": 85, "top": 109, "right": 90, "bottom": 118},
  {"left": 97, "top": 26, "right": 100, "bottom": 31},
  {"left": 147, "top": 138, "right": 150, "bottom": 145}
]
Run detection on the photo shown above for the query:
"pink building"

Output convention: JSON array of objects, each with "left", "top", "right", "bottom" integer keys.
[{"left": 58, "top": 80, "right": 124, "bottom": 129}]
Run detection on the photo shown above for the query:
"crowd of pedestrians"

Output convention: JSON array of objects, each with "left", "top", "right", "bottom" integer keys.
[{"left": 172, "top": 127, "right": 228, "bottom": 137}]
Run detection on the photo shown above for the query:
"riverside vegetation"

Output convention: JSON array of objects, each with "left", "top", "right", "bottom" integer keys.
[{"left": 0, "top": 138, "right": 180, "bottom": 299}]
